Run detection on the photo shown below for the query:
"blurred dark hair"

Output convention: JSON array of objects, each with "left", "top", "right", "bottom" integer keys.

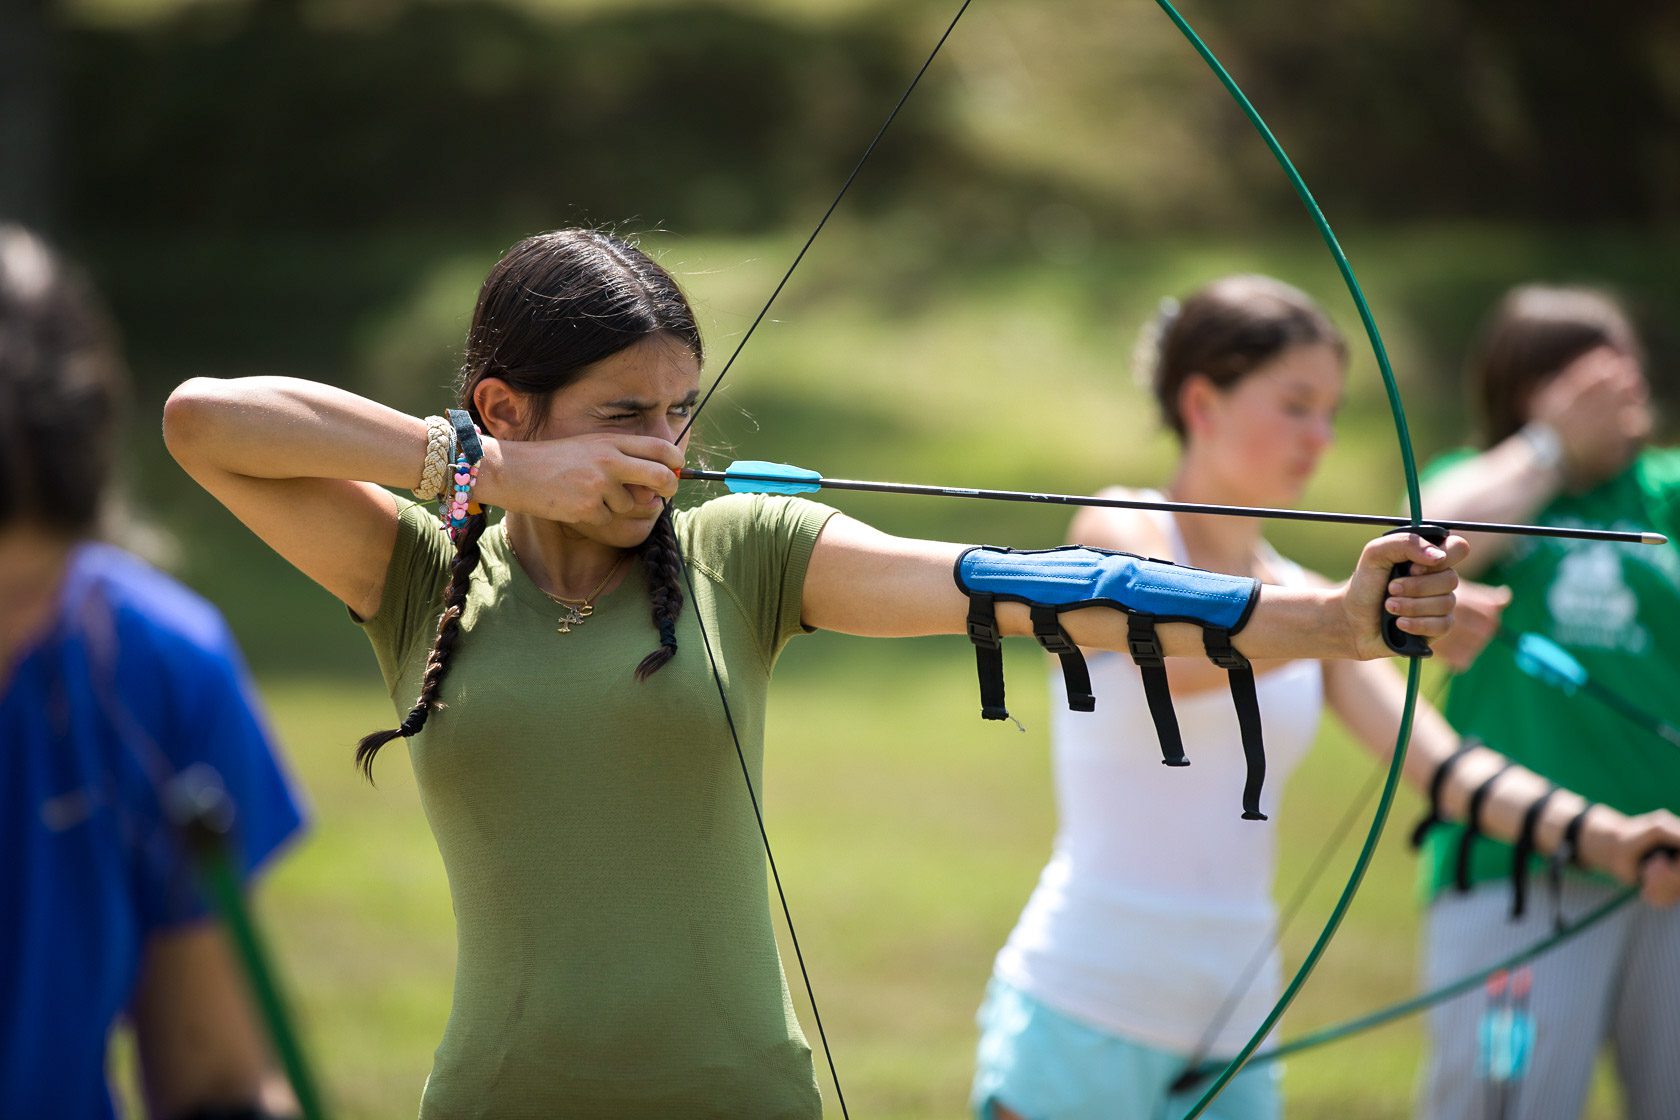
[
  {"left": 0, "top": 225, "right": 126, "bottom": 537},
  {"left": 1141, "top": 274, "right": 1346, "bottom": 440},
  {"left": 1469, "top": 285, "right": 1642, "bottom": 448},
  {"left": 358, "top": 229, "right": 700, "bottom": 777}
]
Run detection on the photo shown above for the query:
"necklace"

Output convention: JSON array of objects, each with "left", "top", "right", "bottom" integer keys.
[{"left": 507, "top": 535, "right": 630, "bottom": 634}]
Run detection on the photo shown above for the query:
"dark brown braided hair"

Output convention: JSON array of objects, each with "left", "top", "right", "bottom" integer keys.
[{"left": 357, "top": 229, "right": 701, "bottom": 778}]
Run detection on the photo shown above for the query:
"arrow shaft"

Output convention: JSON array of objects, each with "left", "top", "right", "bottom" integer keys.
[
  {"left": 1495, "top": 628, "right": 1680, "bottom": 748},
  {"left": 1573, "top": 673, "right": 1680, "bottom": 747},
  {"left": 681, "top": 469, "right": 1663, "bottom": 546}
]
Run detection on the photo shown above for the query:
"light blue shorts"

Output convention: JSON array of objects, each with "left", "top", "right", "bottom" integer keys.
[{"left": 971, "top": 976, "right": 1281, "bottom": 1120}]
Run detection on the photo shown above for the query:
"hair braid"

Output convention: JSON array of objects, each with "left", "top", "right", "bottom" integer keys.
[
  {"left": 356, "top": 512, "right": 490, "bottom": 780},
  {"left": 634, "top": 506, "right": 684, "bottom": 682}
]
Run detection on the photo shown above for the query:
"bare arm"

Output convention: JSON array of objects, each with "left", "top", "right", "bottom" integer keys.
[
  {"left": 163, "top": 377, "right": 683, "bottom": 618},
  {"left": 1417, "top": 436, "right": 1564, "bottom": 578},
  {"left": 802, "top": 512, "right": 1463, "bottom": 662},
  {"left": 1324, "top": 657, "right": 1680, "bottom": 905},
  {"left": 129, "top": 922, "right": 296, "bottom": 1119},
  {"left": 1422, "top": 348, "right": 1649, "bottom": 577}
]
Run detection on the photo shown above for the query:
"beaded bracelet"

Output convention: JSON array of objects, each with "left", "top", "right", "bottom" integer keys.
[
  {"left": 413, "top": 415, "right": 454, "bottom": 501},
  {"left": 440, "top": 416, "right": 484, "bottom": 542}
]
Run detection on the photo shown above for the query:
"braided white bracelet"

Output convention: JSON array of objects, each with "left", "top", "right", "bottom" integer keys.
[{"left": 413, "top": 414, "right": 454, "bottom": 501}]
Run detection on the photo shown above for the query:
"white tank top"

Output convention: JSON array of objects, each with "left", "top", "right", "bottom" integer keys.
[{"left": 994, "top": 502, "right": 1325, "bottom": 1055}]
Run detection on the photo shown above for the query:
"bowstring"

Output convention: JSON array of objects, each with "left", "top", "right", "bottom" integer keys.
[
  {"left": 676, "top": 1, "right": 977, "bottom": 448},
  {"left": 664, "top": 3, "right": 979, "bottom": 1112}
]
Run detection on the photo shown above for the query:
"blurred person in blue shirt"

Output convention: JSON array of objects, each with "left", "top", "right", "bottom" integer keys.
[{"left": 0, "top": 225, "right": 306, "bottom": 1119}]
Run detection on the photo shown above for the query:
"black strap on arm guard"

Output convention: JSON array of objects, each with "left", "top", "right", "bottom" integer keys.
[
  {"left": 1410, "top": 740, "right": 1477, "bottom": 849},
  {"left": 1032, "top": 605, "right": 1096, "bottom": 713},
  {"left": 1509, "top": 785, "right": 1559, "bottom": 920},
  {"left": 1204, "top": 626, "right": 1267, "bottom": 821},
  {"left": 1547, "top": 801, "right": 1596, "bottom": 931},
  {"left": 965, "top": 590, "right": 1010, "bottom": 722},
  {"left": 1127, "top": 613, "right": 1188, "bottom": 768},
  {"left": 1455, "top": 762, "right": 1513, "bottom": 893}
]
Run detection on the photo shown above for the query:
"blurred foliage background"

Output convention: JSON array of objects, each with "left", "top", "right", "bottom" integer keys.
[{"left": 4, "top": 0, "right": 1677, "bottom": 1115}]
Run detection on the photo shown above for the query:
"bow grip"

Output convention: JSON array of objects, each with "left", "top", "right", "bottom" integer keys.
[{"left": 1380, "top": 523, "right": 1449, "bottom": 657}]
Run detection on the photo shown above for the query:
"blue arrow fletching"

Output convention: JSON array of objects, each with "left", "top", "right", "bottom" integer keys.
[
  {"left": 1514, "top": 632, "right": 1586, "bottom": 694},
  {"left": 723, "top": 460, "right": 823, "bottom": 496}
]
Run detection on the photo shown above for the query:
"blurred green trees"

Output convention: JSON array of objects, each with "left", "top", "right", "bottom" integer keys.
[{"left": 6, "top": 0, "right": 1671, "bottom": 239}]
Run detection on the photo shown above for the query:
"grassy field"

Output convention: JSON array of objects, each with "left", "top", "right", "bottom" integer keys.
[{"left": 246, "top": 658, "right": 1625, "bottom": 1119}]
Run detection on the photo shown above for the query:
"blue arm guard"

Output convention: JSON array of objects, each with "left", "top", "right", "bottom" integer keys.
[
  {"left": 955, "top": 544, "right": 1269, "bottom": 820},
  {"left": 955, "top": 544, "right": 1260, "bottom": 631}
]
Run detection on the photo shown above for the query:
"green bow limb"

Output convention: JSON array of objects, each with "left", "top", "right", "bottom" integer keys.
[{"left": 1145, "top": 3, "right": 1428, "bottom": 1116}]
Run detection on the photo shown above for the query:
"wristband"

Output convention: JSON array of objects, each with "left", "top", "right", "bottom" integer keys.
[
  {"left": 413, "top": 414, "right": 454, "bottom": 501},
  {"left": 1516, "top": 421, "right": 1564, "bottom": 473},
  {"left": 447, "top": 408, "right": 484, "bottom": 465},
  {"left": 440, "top": 416, "right": 484, "bottom": 542}
]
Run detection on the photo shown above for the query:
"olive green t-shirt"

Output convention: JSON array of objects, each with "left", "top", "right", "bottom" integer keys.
[
  {"left": 359, "top": 493, "right": 837, "bottom": 1119},
  {"left": 1418, "top": 449, "right": 1680, "bottom": 902}
]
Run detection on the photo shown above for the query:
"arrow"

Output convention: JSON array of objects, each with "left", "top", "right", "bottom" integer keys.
[
  {"left": 683, "top": 461, "right": 1668, "bottom": 546},
  {"left": 1499, "top": 628, "right": 1680, "bottom": 748}
]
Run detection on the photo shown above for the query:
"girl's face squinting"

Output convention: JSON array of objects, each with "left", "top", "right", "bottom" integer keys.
[
  {"left": 528, "top": 333, "right": 702, "bottom": 547},
  {"left": 1186, "top": 342, "right": 1344, "bottom": 505}
]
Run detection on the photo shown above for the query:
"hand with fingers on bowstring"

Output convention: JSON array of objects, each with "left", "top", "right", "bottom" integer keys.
[{"left": 478, "top": 431, "right": 684, "bottom": 526}]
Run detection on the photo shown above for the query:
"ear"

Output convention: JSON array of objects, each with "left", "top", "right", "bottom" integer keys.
[
  {"left": 1177, "top": 373, "right": 1222, "bottom": 440},
  {"left": 472, "top": 378, "right": 530, "bottom": 441}
]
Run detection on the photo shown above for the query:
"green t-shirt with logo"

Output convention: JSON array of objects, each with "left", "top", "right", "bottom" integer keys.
[
  {"left": 359, "top": 493, "right": 836, "bottom": 1118},
  {"left": 1419, "top": 449, "right": 1680, "bottom": 902}
]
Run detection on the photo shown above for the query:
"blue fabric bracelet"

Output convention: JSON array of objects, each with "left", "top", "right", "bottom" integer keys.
[{"left": 446, "top": 408, "right": 484, "bottom": 465}]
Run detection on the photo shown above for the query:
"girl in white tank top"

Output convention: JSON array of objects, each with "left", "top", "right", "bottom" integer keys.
[
  {"left": 974, "top": 276, "right": 1680, "bottom": 1120},
  {"left": 975, "top": 279, "right": 1357, "bottom": 1120},
  {"left": 993, "top": 501, "right": 1324, "bottom": 1059}
]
